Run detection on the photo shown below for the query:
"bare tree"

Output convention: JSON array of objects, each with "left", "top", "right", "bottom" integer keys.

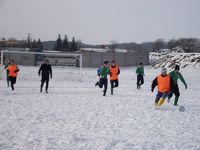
[
  {"left": 110, "top": 40, "right": 118, "bottom": 52},
  {"left": 152, "top": 39, "right": 166, "bottom": 52}
]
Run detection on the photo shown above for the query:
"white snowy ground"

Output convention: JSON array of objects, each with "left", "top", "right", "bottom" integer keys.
[{"left": 0, "top": 66, "right": 200, "bottom": 150}]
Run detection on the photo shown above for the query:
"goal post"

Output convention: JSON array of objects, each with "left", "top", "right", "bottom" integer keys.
[{"left": 0, "top": 50, "right": 82, "bottom": 80}]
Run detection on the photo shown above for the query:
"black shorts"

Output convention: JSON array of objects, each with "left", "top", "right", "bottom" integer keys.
[{"left": 10, "top": 77, "right": 16, "bottom": 84}]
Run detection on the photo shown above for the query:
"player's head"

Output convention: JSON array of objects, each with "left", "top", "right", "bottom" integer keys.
[
  {"left": 161, "top": 67, "right": 167, "bottom": 75},
  {"left": 44, "top": 59, "right": 49, "bottom": 64},
  {"left": 10, "top": 60, "right": 14, "bottom": 65},
  {"left": 104, "top": 60, "right": 109, "bottom": 66},
  {"left": 174, "top": 65, "right": 180, "bottom": 72},
  {"left": 111, "top": 60, "right": 116, "bottom": 66},
  {"left": 139, "top": 62, "right": 143, "bottom": 66}
]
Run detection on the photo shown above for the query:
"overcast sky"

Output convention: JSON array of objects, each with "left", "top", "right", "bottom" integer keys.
[{"left": 0, "top": 0, "right": 200, "bottom": 44}]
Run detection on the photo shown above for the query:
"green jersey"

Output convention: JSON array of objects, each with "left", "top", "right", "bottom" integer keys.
[
  {"left": 136, "top": 66, "right": 144, "bottom": 75},
  {"left": 169, "top": 71, "right": 187, "bottom": 86},
  {"left": 100, "top": 66, "right": 109, "bottom": 78}
]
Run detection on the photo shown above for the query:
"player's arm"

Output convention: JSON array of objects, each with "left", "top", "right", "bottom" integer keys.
[
  {"left": 151, "top": 77, "right": 158, "bottom": 92},
  {"left": 136, "top": 67, "right": 139, "bottom": 74},
  {"left": 142, "top": 67, "right": 144, "bottom": 76},
  {"left": 38, "top": 64, "right": 43, "bottom": 76},
  {"left": 179, "top": 73, "right": 187, "bottom": 89},
  {"left": 4, "top": 64, "right": 8, "bottom": 70},
  {"left": 49, "top": 65, "right": 52, "bottom": 78},
  {"left": 14, "top": 65, "right": 20, "bottom": 73},
  {"left": 117, "top": 67, "right": 120, "bottom": 75}
]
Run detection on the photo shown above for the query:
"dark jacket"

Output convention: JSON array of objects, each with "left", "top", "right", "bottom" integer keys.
[{"left": 38, "top": 64, "right": 52, "bottom": 79}]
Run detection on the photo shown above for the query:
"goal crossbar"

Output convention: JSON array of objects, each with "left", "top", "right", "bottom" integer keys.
[{"left": 0, "top": 50, "right": 82, "bottom": 80}]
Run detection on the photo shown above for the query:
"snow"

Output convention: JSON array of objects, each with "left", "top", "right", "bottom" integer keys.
[
  {"left": 81, "top": 48, "right": 128, "bottom": 53},
  {"left": 149, "top": 52, "right": 200, "bottom": 70},
  {"left": 0, "top": 66, "right": 200, "bottom": 149}
]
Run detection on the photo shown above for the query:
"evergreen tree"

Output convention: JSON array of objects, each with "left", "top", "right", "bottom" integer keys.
[
  {"left": 71, "top": 37, "right": 77, "bottom": 52},
  {"left": 32, "top": 39, "right": 37, "bottom": 48},
  {"left": 54, "top": 34, "right": 62, "bottom": 51},
  {"left": 62, "top": 35, "right": 70, "bottom": 52},
  {"left": 36, "top": 39, "right": 44, "bottom": 52}
]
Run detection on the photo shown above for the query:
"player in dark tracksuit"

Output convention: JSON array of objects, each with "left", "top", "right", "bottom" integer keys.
[
  {"left": 136, "top": 62, "right": 144, "bottom": 89},
  {"left": 95, "top": 61, "right": 109, "bottom": 96},
  {"left": 168, "top": 65, "right": 187, "bottom": 106},
  {"left": 38, "top": 59, "right": 52, "bottom": 93},
  {"left": 99, "top": 61, "right": 109, "bottom": 96}
]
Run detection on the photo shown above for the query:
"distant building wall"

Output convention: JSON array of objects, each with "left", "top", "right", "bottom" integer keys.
[
  {"left": 81, "top": 50, "right": 149, "bottom": 67},
  {"left": 2, "top": 49, "right": 149, "bottom": 67}
]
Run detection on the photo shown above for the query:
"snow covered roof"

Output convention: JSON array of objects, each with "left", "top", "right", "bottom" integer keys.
[{"left": 80, "top": 48, "right": 129, "bottom": 53}]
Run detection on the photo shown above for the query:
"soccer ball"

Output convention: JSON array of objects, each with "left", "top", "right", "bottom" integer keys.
[{"left": 178, "top": 105, "right": 185, "bottom": 112}]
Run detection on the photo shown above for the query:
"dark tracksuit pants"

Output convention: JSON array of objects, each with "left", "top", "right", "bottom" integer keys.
[
  {"left": 6, "top": 75, "right": 10, "bottom": 87},
  {"left": 110, "top": 80, "right": 119, "bottom": 88},
  {"left": 41, "top": 77, "right": 49, "bottom": 92},
  {"left": 137, "top": 74, "right": 144, "bottom": 87},
  {"left": 110, "top": 80, "right": 119, "bottom": 95},
  {"left": 99, "top": 78, "right": 108, "bottom": 96},
  {"left": 10, "top": 76, "right": 16, "bottom": 90},
  {"left": 168, "top": 84, "right": 180, "bottom": 105}
]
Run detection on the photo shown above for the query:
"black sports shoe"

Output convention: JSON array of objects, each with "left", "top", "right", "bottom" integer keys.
[{"left": 95, "top": 81, "right": 100, "bottom": 86}]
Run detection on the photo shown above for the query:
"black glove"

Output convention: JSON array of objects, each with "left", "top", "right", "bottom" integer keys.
[{"left": 151, "top": 88, "right": 154, "bottom": 92}]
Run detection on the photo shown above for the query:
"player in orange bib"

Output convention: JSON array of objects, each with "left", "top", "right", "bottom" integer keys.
[
  {"left": 151, "top": 67, "right": 173, "bottom": 107},
  {"left": 7, "top": 60, "right": 19, "bottom": 90},
  {"left": 109, "top": 60, "right": 120, "bottom": 95}
]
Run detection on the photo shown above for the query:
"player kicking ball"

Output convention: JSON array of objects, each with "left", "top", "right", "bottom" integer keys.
[{"left": 151, "top": 67, "right": 173, "bottom": 107}]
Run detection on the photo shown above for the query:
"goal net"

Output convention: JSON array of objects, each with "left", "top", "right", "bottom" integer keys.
[{"left": 0, "top": 50, "right": 82, "bottom": 80}]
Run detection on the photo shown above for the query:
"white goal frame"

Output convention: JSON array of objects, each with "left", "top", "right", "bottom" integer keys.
[{"left": 0, "top": 50, "right": 82, "bottom": 80}]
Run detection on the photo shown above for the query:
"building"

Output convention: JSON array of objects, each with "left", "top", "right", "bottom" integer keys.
[
  {"left": 80, "top": 48, "right": 149, "bottom": 67},
  {"left": 1, "top": 48, "right": 149, "bottom": 68}
]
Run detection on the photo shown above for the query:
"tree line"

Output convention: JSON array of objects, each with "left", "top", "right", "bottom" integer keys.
[
  {"left": 54, "top": 34, "right": 78, "bottom": 52},
  {"left": 0, "top": 34, "right": 78, "bottom": 52},
  {"left": 1, "top": 35, "right": 200, "bottom": 53}
]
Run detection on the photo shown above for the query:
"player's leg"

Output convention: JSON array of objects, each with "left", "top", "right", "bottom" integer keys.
[
  {"left": 103, "top": 79, "right": 108, "bottom": 96},
  {"left": 114, "top": 80, "right": 119, "bottom": 88},
  {"left": 40, "top": 79, "right": 45, "bottom": 92},
  {"left": 155, "top": 92, "right": 162, "bottom": 106},
  {"left": 99, "top": 78, "right": 103, "bottom": 88},
  {"left": 140, "top": 75, "right": 144, "bottom": 87},
  {"left": 137, "top": 75, "right": 140, "bottom": 89},
  {"left": 10, "top": 77, "right": 15, "bottom": 90},
  {"left": 173, "top": 85, "right": 180, "bottom": 106},
  {"left": 7, "top": 76, "right": 10, "bottom": 87},
  {"left": 110, "top": 80, "right": 114, "bottom": 95},
  {"left": 45, "top": 79, "right": 49, "bottom": 93},
  {"left": 158, "top": 92, "right": 170, "bottom": 106}
]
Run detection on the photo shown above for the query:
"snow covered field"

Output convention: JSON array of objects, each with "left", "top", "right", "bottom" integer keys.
[{"left": 0, "top": 66, "right": 200, "bottom": 150}]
